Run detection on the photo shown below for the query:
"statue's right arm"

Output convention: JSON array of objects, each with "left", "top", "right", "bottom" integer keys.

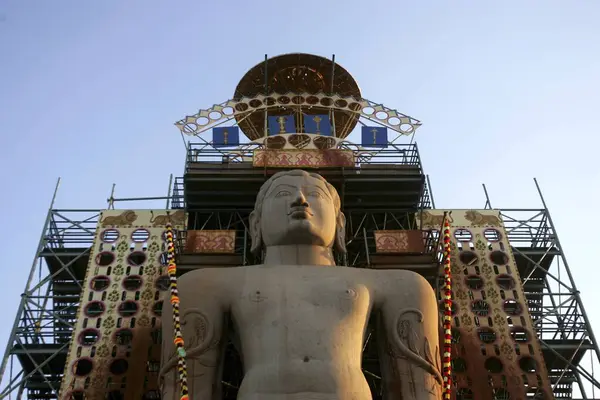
[{"left": 159, "top": 270, "right": 227, "bottom": 400}]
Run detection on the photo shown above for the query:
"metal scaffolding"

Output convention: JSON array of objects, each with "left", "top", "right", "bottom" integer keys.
[
  {"left": 0, "top": 181, "right": 99, "bottom": 399},
  {"left": 482, "top": 179, "right": 600, "bottom": 399},
  {"left": 2, "top": 143, "right": 599, "bottom": 399},
  {"left": 0, "top": 180, "right": 183, "bottom": 400}
]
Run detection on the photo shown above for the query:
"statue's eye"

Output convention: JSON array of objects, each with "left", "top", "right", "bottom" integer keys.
[
  {"left": 308, "top": 191, "right": 322, "bottom": 198},
  {"left": 275, "top": 190, "right": 291, "bottom": 197}
]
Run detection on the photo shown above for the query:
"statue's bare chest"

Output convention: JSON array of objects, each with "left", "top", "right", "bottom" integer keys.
[{"left": 231, "top": 267, "right": 373, "bottom": 327}]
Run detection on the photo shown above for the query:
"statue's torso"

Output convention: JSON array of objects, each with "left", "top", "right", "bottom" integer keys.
[
  {"left": 175, "top": 266, "right": 432, "bottom": 400},
  {"left": 229, "top": 265, "right": 374, "bottom": 399}
]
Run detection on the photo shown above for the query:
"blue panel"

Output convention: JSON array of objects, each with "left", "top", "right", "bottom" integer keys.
[
  {"left": 304, "top": 114, "right": 332, "bottom": 136},
  {"left": 212, "top": 126, "right": 240, "bottom": 148},
  {"left": 268, "top": 115, "right": 296, "bottom": 135},
  {"left": 361, "top": 126, "right": 388, "bottom": 147}
]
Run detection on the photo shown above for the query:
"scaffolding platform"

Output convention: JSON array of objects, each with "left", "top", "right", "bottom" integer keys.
[
  {"left": 42, "top": 247, "right": 89, "bottom": 282},
  {"left": 12, "top": 344, "right": 67, "bottom": 379},
  {"left": 0, "top": 209, "right": 99, "bottom": 399},
  {"left": 182, "top": 143, "right": 428, "bottom": 213}
]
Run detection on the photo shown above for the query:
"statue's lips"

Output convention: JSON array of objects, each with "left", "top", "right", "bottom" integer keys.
[{"left": 288, "top": 207, "right": 313, "bottom": 219}]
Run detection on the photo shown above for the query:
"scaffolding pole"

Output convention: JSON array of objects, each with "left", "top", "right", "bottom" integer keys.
[{"left": 0, "top": 178, "right": 61, "bottom": 398}]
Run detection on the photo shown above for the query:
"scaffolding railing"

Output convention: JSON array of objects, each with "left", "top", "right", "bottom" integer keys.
[
  {"left": 499, "top": 209, "right": 589, "bottom": 340},
  {"left": 1, "top": 176, "right": 183, "bottom": 400},
  {"left": 177, "top": 142, "right": 432, "bottom": 214},
  {"left": 0, "top": 207, "right": 101, "bottom": 400},
  {"left": 500, "top": 209, "right": 555, "bottom": 248},
  {"left": 171, "top": 178, "right": 185, "bottom": 210},
  {"left": 481, "top": 179, "right": 600, "bottom": 399},
  {"left": 185, "top": 142, "right": 424, "bottom": 169}
]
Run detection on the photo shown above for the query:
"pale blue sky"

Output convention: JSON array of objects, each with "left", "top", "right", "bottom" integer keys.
[{"left": 1, "top": 0, "right": 599, "bottom": 395}]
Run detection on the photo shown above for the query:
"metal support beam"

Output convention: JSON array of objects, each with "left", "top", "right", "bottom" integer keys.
[
  {"left": 533, "top": 178, "right": 600, "bottom": 365},
  {"left": 483, "top": 178, "right": 600, "bottom": 398},
  {"left": 0, "top": 178, "right": 60, "bottom": 389},
  {"left": 0, "top": 210, "right": 98, "bottom": 399}
]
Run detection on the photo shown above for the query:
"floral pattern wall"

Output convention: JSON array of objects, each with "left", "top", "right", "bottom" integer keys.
[
  {"left": 59, "top": 209, "right": 186, "bottom": 400},
  {"left": 418, "top": 209, "right": 553, "bottom": 399}
]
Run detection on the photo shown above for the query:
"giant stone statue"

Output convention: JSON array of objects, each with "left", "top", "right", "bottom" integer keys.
[{"left": 160, "top": 170, "right": 442, "bottom": 399}]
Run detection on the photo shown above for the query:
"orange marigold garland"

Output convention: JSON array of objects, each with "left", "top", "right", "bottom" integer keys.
[
  {"left": 442, "top": 212, "right": 453, "bottom": 399},
  {"left": 166, "top": 222, "right": 189, "bottom": 400}
]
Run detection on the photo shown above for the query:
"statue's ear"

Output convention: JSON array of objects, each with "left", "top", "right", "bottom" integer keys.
[
  {"left": 334, "top": 210, "right": 347, "bottom": 254},
  {"left": 249, "top": 210, "right": 262, "bottom": 255}
]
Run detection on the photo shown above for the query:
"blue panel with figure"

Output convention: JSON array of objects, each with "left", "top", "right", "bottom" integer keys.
[
  {"left": 268, "top": 115, "right": 296, "bottom": 135},
  {"left": 212, "top": 126, "right": 240, "bottom": 147},
  {"left": 361, "top": 126, "right": 388, "bottom": 147},
  {"left": 304, "top": 114, "right": 332, "bottom": 136}
]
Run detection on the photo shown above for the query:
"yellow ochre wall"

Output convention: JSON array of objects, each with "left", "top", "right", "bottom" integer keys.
[
  {"left": 418, "top": 209, "right": 553, "bottom": 399},
  {"left": 59, "top": 209, "right": 186, "bottom": 400}
]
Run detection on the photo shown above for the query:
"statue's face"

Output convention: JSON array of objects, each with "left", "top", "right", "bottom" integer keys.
[{"left": 260, "top": 174, "right": 337, "bottom": 248}]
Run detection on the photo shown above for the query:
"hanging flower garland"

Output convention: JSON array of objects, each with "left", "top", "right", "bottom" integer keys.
[
  {"left": 442, "top": 212, "right": 453, "bottom": 400},
  {"left": 166, "top": 222, "right": 189, "bottom": 400}
]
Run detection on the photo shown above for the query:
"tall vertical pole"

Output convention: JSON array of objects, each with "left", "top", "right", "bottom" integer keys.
[
  {"left": 533, "top": 178, "right": 600, "bottom": 364},
  {"left": 0, "top": 178, "right": 61, "bottom": 386},
  {"left": 166, "top": 174, "right": 173, "bottom": 209},
  {"left": 416, "top": 178, "right": 426, "bottom": 231},
  {"left": 482, "top": 183, "right": 492, "bottom": 209},
  {"left": 179, "top": 128, "right": 187, "bottom": 150},
  {"left": 426, "top": 174, "right": 436, "bottom": 209},
  {"left": 263, "top": 54, "right": 268, "bottom": 138},
  {"left": 107, "top": 184, "right": 116, "bottom": 209},
  {"left": 242, "top": 229, "right": 248, "bottom": 266},
  {"left": 183, "top": 141, "right": 190, "bottom": 173},
  {"left": 409, "top": 129, "right": 416, "bottom": 145},
  {"left": 362, "top": 228, "right": 370, "bottom": 267},
  {"left": 330, "top": 54, "right": 336, "bottom": 136}
]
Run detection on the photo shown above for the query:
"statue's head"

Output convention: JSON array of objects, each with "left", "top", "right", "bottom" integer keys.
[{"left": 249, "top": 170, "right": 346, "bottom": 255}]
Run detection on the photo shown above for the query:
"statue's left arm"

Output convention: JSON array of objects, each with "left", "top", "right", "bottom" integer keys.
[
  {"left": 159, "top": 270, "right": 228, "bottom": 400},
  {"left": 375, "top": 270, "right": 443, "bottom": 400}
]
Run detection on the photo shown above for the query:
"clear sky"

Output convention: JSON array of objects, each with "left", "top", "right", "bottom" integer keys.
[{"left": 1, "top": 0, "right": 599, "bottom": 396}]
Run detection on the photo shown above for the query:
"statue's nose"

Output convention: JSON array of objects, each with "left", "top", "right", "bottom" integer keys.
[{"left": 291, "top": 191, "right": 309, "bottom": 208}]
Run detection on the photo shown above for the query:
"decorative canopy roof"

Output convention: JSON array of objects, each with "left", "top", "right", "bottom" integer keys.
[
  {"left": 234, "top": 53, "right": 361, "bottom": 98},
  {"left": 233, "top": 53, "right": 362, "bottom": 140},
  {"left": 175, "top": 53, "right": 422, "bottom": 142}
]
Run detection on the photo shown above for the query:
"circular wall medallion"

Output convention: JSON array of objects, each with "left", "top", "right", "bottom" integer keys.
[
  {"left": 101, "top": 229, "right": 119, "bottom": 243},
  {"left": 131, "top": 229, "right": 150, "bottom": 243},
  {"left": 118, "top": 301, "right": 138, "bottom": 317},
  {"left": 90, "top": 276, "right": 110, "bottom": 291}
]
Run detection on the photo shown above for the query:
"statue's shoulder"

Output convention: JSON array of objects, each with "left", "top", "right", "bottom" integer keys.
[
  {"left": 369, "top": 268, "right": 431, "bottom": 290},
  {"left": 178, "top": 266, "right": 242, "bottom": 290}
]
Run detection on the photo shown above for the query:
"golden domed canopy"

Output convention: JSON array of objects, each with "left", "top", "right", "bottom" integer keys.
[
  {"left": 233, "top": 53, "right": 362, "bottom": 140},
  {"left": 175, "top": 53, "right": 421, "bottom": 141}
]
